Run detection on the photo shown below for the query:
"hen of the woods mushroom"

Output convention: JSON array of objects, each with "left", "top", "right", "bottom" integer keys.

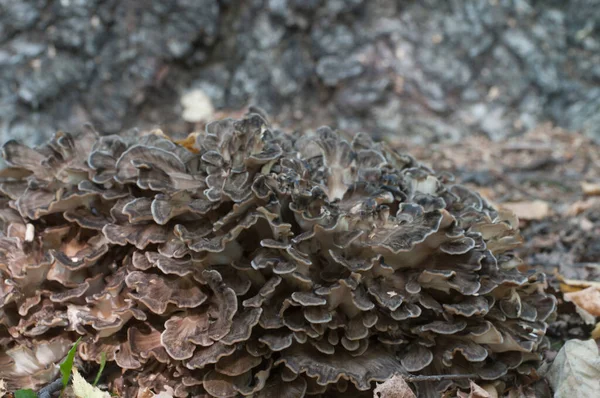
[{"left": 0, "top": 112, "right": 556, "bottom": 397}]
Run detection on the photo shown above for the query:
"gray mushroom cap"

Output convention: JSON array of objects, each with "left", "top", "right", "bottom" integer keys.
[{"left": 0, "top": 114, "right": 554, "bottom": 396}]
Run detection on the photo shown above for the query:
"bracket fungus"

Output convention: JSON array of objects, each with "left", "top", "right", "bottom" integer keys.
[{"left": 0, "top": 113, "right": 555, "bottom": 396}]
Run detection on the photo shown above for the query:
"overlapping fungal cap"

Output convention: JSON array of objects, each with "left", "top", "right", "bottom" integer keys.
[{"left": 0, "top": 114, "right": 555, "bottom": 396}]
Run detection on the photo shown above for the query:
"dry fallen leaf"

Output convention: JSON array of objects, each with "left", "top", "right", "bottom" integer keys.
[
  {"left": 174, "top": 132, "right": 201, "bottom": 153},
  {"left": 556, "top": 272, "right": 600, "bottom": 294},
  {"left": 581, "top": 182, "right": 600, "bottom": 196},
  {"left": 566, "top": 198, "right": 600, "bottom": 216},
  {"left": 562, "top": 286, "right": 599, "bottom": 325},
  {"left": 137, "top": 389, "right": 155, "bottom": 398},
  {"left": 591, "top": 322, "right": 600, "bottom": 340},
  {"left": 545, "top": 339, "right": 600, "bottom": 398},
  {"left": 564, "top": 287, "right": 600, "bottom": 316},
  {"left": 502, "top": 200, "right": 550, "bottom": 221},
  {"left": 480, "top": 384, "right": 498, "bottom": 398},
  {"left": 456, "top": 381, "right": 494, "bottom": 398},
  {"left": 506, "top": 385, "right": 538, "bottom": 398},
  {"left": 373, "top": 374, "right": 416, "bottom": 398},
  {"left": 72, "top": 368, "right": 111, "bottom": 398}
]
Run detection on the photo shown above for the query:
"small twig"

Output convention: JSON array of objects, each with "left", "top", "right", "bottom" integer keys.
[
  {"left": 38, "top": 377, "right": 65, "bottom": 398},
  {"left": 504, "top": 157, "right": 564, "bottom": 172},
  {"left": 403, "top": 373, "right": 480, "bottom": 382},
  {"left": 501, "top": 143, "right": 553, "bottom": 152}
]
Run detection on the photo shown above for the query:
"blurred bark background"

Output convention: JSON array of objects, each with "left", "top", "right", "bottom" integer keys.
[{"left": 1, "top": 0, "right": 600, "bottom": 147}]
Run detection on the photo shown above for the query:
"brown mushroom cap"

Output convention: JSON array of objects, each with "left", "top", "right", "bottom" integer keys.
[{"left": 0, "top": 114, "right": 554, "bottom": 396}]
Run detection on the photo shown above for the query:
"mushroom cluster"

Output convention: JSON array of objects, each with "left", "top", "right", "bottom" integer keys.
[{"left": 0, "top": 113, "right": 555, "bottom": 397}]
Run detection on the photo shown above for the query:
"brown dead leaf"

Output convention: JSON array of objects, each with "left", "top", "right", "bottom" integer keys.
[
  {"left": 138, "top": 389, "right": 155, "bottom": 398},
  {"left": 373, "top": 374, "right": 416, "bottom": 398},
  {"left": 566, "top": 198, "right": 600, "bottom": 216},
  {"left": 591, "top": 323, "right": 600, "bottom": 340},
  {"left": 563, "top": 286, "right": 600, "bottom": 325},
  {"left": 502, "top": 200, "right": 550, "bottom": 221},
  {"left": 556, "top": 272, "right": 600, "bottom": 293},
  {"left": 506, "top": 385, "right": 540, "bottom": 398},
  {"left": 581, "top": 182, "right": 600, "bottom": 196},
  {"left": 457, "top": 381, "right": 494, "bottom": 398},
  {"left": 174, "top": 132, "right": 201, "bottom": 153},
  {"left": 137, "top": 387, "right": 174, "bottom": 398},
  {"left": 564, "top": 287, "right": 600, "bottom": 317}
]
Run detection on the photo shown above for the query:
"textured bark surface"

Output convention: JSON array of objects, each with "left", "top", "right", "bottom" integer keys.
[{"left": 1, "top": 0, "right": 600, "bottom": 148}]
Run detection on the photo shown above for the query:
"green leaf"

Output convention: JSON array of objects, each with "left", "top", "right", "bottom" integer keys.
[
  {"left": 14, "top": 389, "right": 37, "bottom": 398},
  {"left": 60, "top": 337, "right": 82, "bottom": 388},
  {"left": 93, "top": 351, "right": 107, "bottom": 386}
]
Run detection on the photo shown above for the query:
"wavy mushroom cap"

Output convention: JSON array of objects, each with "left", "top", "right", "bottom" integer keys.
[{"left": 0, "top": 115, "right": 555, "bottom": 396}]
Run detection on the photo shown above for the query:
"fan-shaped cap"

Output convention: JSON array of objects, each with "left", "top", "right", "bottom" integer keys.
[
  {"left": 126, "top": 271, "right": 207, "bottom": 314},
  {"left": 443, "top": 296, "right": 490, "bottom": 317},
  {"left": 277, "top": 345, "right": 404, "bottom": 391},
  {"left": 215, "top": 348, "right": 263, "bottom": 376},
  {"left": 401, "top": 344, "right": 434, "bottom": 372},
  {"left": 161, "top": 313, "right": 214, "bottom": 360}
]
